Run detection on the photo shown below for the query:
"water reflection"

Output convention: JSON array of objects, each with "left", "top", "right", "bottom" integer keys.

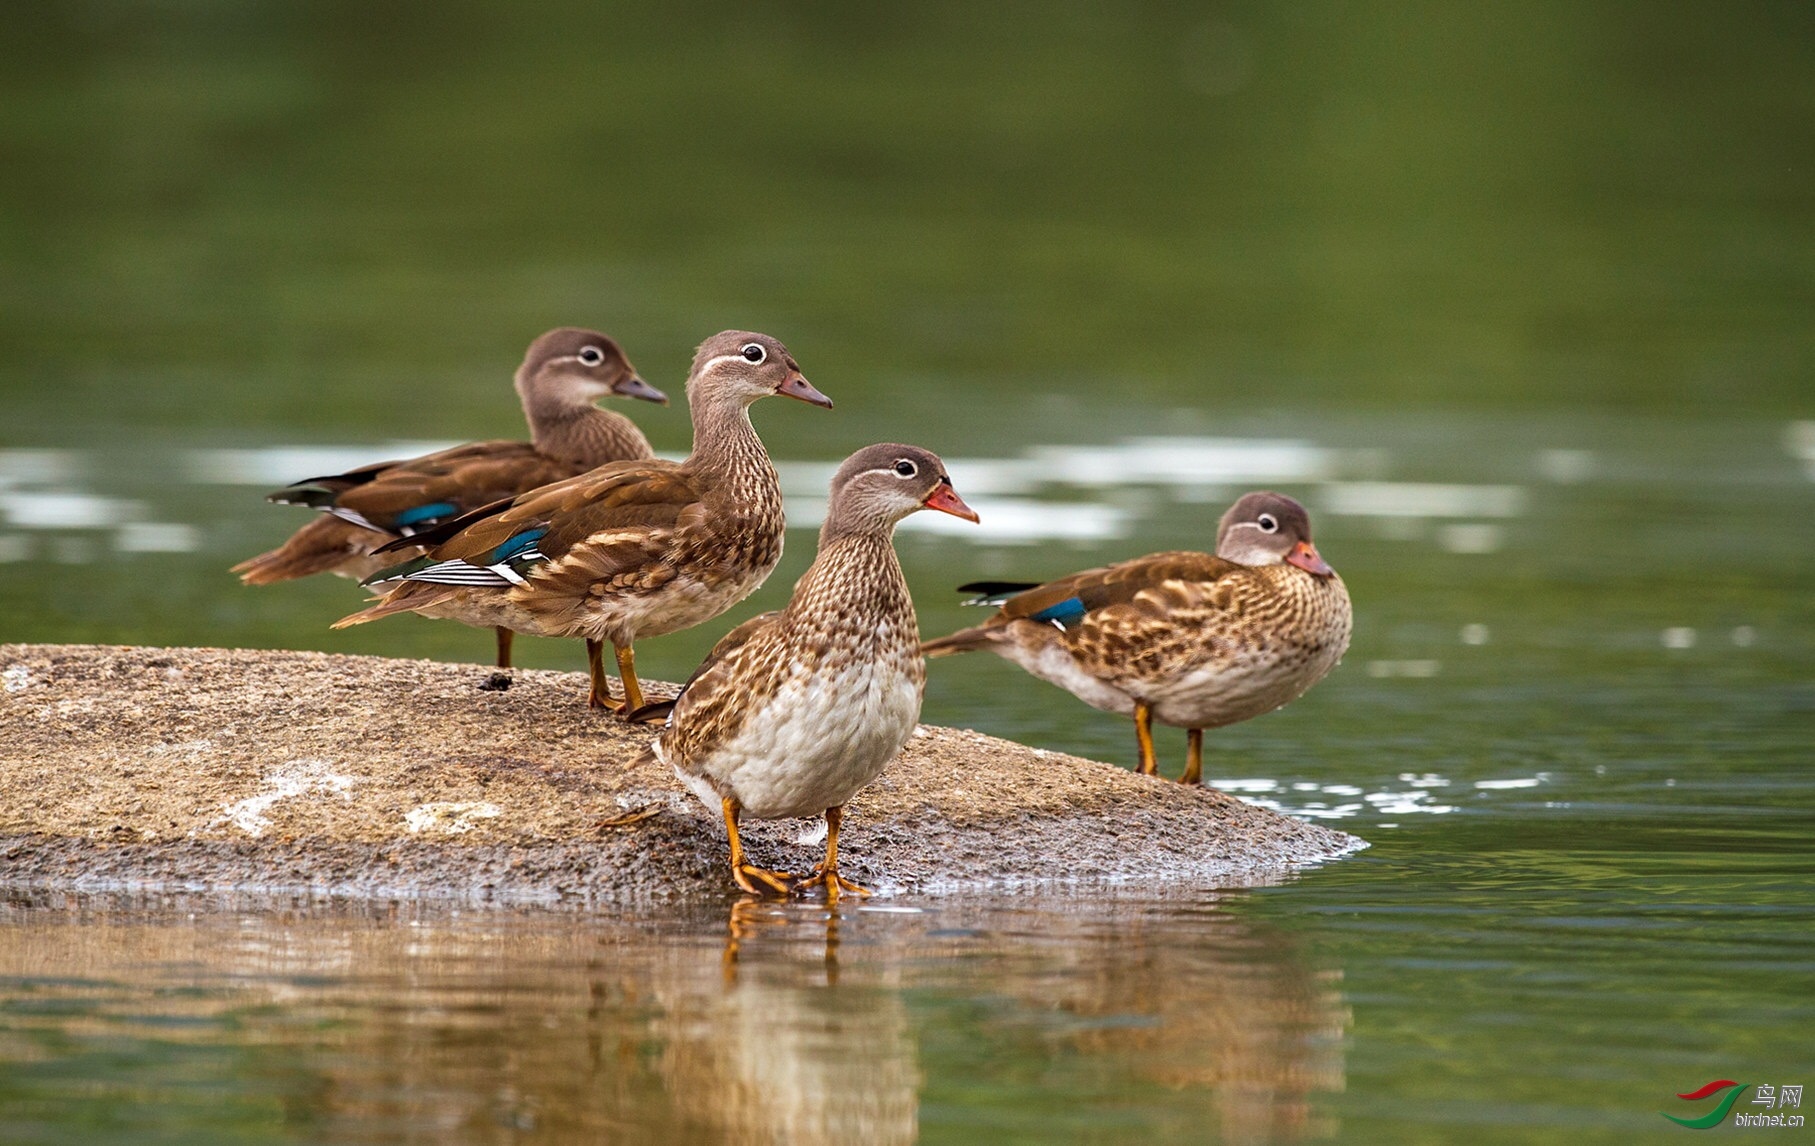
[{"left": 0, "top": 892, "right": 1347, "bottom": 1143}]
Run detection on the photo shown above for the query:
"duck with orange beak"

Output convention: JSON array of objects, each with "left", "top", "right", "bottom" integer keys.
[
  {"left": 643, "top": 444, "right": 978, "bottom": 899},
  {"left": 921, "top": 491, "right": 1350, "bottom": 784}
]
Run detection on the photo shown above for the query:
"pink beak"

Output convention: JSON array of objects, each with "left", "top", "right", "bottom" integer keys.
[
  {"left": 1286, "top": 540, "right": 1334, "bottom": 576},
  {"left": 922, "top": 481, "right": 979, "bottom": 523},
  {"left": 777, "top": 372, "right": 834, "bottom": 408}
]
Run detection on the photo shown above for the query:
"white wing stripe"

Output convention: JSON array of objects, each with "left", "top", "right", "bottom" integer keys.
[
  {"left": 327, "top": 507, "right": 385, "bottom": 533},
  {"left": 403, "top": 559, "right": 512, "bottom": 587}
]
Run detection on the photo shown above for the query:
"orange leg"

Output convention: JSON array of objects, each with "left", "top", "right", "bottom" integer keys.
[
  {"left": 494, "top": 627, "right": 514, "bottom": 670},
  {"left": 614, "top": 643, "right": 645, "bottom": 715},
  {"left": 795, "top": 806, "right": 873, "bottom": 904},
  {"left": 723, "top": 797, "right": 793, "bottom": 897},
  {"left": 1133, "top": 701, "right": 1158, "bottom": 776},
  {"left": 1180, "top": 728, "right": 1204, "bottom": 785}
]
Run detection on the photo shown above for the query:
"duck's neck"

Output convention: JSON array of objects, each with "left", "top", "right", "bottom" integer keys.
[
  {"left": 524, "top": 399, "right": 654, "bottom": 469},
  {"left": 687, "top": 394, "right": 778, "bottom": 502},
  {"left": 788, "top": 530, "right": 914, "bottom": 636}
]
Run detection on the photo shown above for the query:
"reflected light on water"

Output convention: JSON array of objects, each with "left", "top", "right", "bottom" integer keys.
[
  {"left": 0, "top": 436, "right": 1567, "bottom": 555},
  {"left": 1320, "top": 482, "right": 1526, "bottom": 518},
  {"left": 1785, "top": 421, "right": 1815, "bottom": 480},
  {"left": 186, "top": 443, "right": 463, "bottom": 486}
]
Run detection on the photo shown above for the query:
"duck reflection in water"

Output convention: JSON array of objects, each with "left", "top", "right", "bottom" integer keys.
[
  {"left": 0, "top": 893, "right": 1346, "bottom": 1143},
  {"left": 641, "top": 899, "right": 919, "bottom": 1144},
  {"left": 723, "top": 897, "right": 843, "bottom": 983}
]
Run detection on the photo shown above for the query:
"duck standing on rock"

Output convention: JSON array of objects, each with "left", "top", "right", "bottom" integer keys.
[
  {"left": 232, "top": 328, "right": 666, "bottom": 669},
  {"left": 921, "top": 491, "right": 1351, "bottom": 785},
  {"left": 643, "top": 444, "right": 978, "bottom": 900},
  {"left": 333, "top": 331, "right": 829, "bottom": 714}
]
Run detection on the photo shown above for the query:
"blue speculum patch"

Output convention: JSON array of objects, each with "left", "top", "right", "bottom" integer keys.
[
  {"left": 489, "top": 528, "right": 548, "bottom": 564},
  {"left": 394, "top": 501, "right": 458, "bottom": 528},
  {"left": 1030, "top": 597, "right": 1088, "bottom": 624}
]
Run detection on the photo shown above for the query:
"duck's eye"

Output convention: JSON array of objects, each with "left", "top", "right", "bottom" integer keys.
[
  {"left": 894, "top": 460, "right": 917, "bottom": 478},
  {"left": 578, "top": 346, "right": 605, "bottom": 366},
  {"left": 740, "top": 343, "right": 766, "bottom": 364},
  {"left": 1257, "top": 513, "right": 1279, "bottom": 533}
]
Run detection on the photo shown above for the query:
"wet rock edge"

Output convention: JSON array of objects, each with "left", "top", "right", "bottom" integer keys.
[{"left": 0, "top": 644, "right": 1365, "bottom": 905}]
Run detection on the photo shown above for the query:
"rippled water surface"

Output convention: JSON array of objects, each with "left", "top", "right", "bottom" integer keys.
[{"left": 4, "top": 3, "right": 1814, "bottom": 1141}]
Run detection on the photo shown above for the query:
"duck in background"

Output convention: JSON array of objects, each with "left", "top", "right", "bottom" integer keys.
[
  {"left": 232, "top": 328, "right": 666, "bottom": 670},
  {"left": 921, "top": 491, "right": 1350, "bottom": 785},
  {"left": 334, "top": 331, "right": 830, "bottom": 715},
  {"left": 642, "top": 444, "right": 978, "bottom": 900}
]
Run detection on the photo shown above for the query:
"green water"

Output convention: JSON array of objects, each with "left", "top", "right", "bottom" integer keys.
[{"left": 3, "top": 3, "right": 1813, "bottom": 1142}]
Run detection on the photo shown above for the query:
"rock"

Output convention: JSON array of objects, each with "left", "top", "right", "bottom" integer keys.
[{"left": 0, "top": 644, "right": 1364, "bottom": 903}]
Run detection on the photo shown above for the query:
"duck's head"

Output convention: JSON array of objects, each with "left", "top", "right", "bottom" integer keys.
[
  {"left": 1215, "top": 491, "right": 1333, "bottom": 575},
  {"left": 518, "top": 328, "right": 667, "bottom": 406},
  {"left": 825, "top": 443, "right": 978, "bottom": 536},
  {"left": 688, "top": 330, "right": 832, "bottom": 410}
]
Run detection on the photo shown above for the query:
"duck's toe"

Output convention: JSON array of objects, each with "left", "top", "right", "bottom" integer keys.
[
  {"left": 732, "top": 862, "right": 796, "bottom": 898},
  {"left": 796, "top": 865, "right": 873, "bottom": 904}
]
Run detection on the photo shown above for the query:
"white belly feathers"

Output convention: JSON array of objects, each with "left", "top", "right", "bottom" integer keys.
[{"left": 680, "top": 660, "right": 923, "bottom": 820}]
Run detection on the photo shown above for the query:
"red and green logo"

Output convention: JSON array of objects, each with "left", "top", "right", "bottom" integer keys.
[{"left": 1663, "top": 1080, "right": 1750, "bottom": 1129}]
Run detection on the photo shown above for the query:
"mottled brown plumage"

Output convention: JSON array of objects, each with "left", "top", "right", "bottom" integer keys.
[
  {"left": 333, "top": 331, "right": 831, "bottom": 713},
  {"left": 922, "top": 491, "right": 1352, "bottom": 784},
  {"left": 646, "top": 444, "right": 979, "bottom": 899},
  {"left": 231, "top": 328, "right": 665, "bottom": 673}
]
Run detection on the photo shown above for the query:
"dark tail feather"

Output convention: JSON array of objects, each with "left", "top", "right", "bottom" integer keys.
[
  {"left": 361, "top": 553, "right": 435, "bottom": 586},
  {"left": 623, "top": 699, "right": 676, "bottom": 724},
  {"left": 268, "top": 486, "right": 338, "bottom": 510},
  {"left": 267, "top": 462, "right": 392, "bottom": 507},
  {"left": 956, "top": 580, "right": 1039, "bottom": 607}
]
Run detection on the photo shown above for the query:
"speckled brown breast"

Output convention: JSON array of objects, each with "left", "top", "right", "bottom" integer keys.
[{"left": 656, "top": 536, "right": 926, "bottom": 818}]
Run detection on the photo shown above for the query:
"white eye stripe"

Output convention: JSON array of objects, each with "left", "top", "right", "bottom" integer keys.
[
  {"left": 577, "top": 346, "right": 605, "bottom": 365},
  {"left": 701, "top": 350, "right": 770, "bottom": 372}
]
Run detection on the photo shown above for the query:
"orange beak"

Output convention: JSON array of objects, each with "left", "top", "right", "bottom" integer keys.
[
  {"left": 1286, "top": 540, "right": 1334, "bottom": 576},
  {"left": 777, "top": 372, "right": 833, "bottom": 408},
  {"left": 922, "top": 480, "right": 979, "bottom": 523}
]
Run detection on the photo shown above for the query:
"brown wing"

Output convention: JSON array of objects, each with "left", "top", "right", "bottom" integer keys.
[
  {"left": 660, "top": 611, "right": 789, "bottom": 767},
  {"left": 1036, "top": 552, "right": 1270, "bottom": 684},
  {"left": 332, "top": 441, "right": 577, "bottom": 531},
  {"left": 922, "top": 550, "right": 1250, "bottom": 667},
  {"left": 995, "top": 551, "right": 1243, "bottom": 621},
  {"left": 404, "top": 459, "right": 706, "bottom": 573},
  {"left": 676, "top": 612, "right": 782, "bottom": 704}
]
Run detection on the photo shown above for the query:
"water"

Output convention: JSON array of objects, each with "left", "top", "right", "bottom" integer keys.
[{"left": 3, "top": 3, "right": 1814, "bottom": 1141}]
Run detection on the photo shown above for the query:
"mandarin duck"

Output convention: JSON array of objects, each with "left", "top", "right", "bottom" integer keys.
[
  {"left": 231, "top": 328, "right": 665, "bottom": 668},
  {"left": 333, "top": 331, "right": 830, "bottom": 714},
  {"left": 641, "top": 444, "right": 977, "bottom": 899},
  {"left": 921, "top": 491, "right": 1351, "bottom": 784}
]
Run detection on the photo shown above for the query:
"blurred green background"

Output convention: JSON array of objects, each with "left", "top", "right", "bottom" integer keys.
[{"left": 2, "top": 0, "right": 1810, "bottom": 447}]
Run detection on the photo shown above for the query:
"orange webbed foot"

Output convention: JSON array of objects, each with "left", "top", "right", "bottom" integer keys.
[{"left": 732, "top": 862, "right": 797, "bottom": 898}]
